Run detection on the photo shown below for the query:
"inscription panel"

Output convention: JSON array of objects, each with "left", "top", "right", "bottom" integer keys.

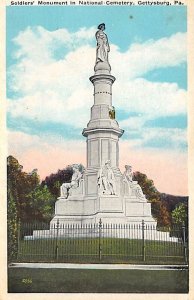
[
  {"left": 111, "top": 140, "right": 117, "bottom": 167},
  {"left": 90, "top": 139, "right": 99, "bottom": 166},
  {"left": 91, "top": 105, "right": 100, "bottom": 120},
  {"left": 101, "top": 139, "right": 109, "bottom": 165},
  {"left": 87, "top": 174, "right": 98, "bottom": 195}
]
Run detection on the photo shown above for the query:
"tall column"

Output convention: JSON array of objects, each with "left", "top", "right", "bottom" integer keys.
[
  {"left": 82, "top": 23, "right": 124, "bottom": 197},
  {"left": 83, "top": 65, "right": 123, "bottom": 169}
]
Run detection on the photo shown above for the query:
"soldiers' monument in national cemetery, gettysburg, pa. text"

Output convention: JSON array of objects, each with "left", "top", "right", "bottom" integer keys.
[{"left": 50, "top": 23, "right": 156, "bottom": 227}]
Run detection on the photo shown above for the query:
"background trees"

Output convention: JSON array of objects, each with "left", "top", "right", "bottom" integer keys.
[
  {"left": 42, "top": 166, "right": 73, "bottom": 198},
  {"left": 172, "top": 203, "right": 188, "bottom": 225},
  {"left": 42, "top": 164, "right": 85, "bottom": 198},
  {"left": 7, "top": 185, "right": 18, "bottom": 262},
  {"left": 133, "top": 171, "right": 171, "bottom": 226},
  {"left": 7, "top": 155, "right": 54, "bottom": 222},
  {"left": 7, "top": 155, "right": 188, "bottom": 227}
]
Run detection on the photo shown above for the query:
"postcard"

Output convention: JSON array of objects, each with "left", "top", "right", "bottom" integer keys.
[{"left": 1, "top": 0, "right": 193, "bottom": 299}]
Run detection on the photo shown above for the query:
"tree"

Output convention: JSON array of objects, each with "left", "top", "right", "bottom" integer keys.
[
  {"left": 157, "top": 202, "right": 171, "bottom": 227},
  {"left": 172, "top": 203, "right": 188, "bottom": 225},
  {"left": 7, "top": 186, "right": 18, "bottom": 262},
  {"left": 26, "top": 185, "right": 54, "bottom": 221},
  {"left": 171, "top": 203, "right": 188, "bottom": 242},
  {"left": 7, "top": 155, "right": 54, "bottom": 222},
  {"left": 7, "top": 156, "right": 40, "bottom": 221},
  {"left": 133, "top": 171, "right": 171, "bottom": 226},
  {"left": 160, "top": 193, "right": 188, "bottom": 214},
  {"left": 133, "top": 171, "right": 160, "bottom": 202},
  {"left": 42, "top": 164, "right": 85, "bottom": 198},
  {"left": 42, "top": 167, "right": 72, "bottom": 197}
]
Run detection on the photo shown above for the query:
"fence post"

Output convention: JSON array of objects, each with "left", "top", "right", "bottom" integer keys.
[
  {"left": 182, "top": 223, "right": 188, "bottom": 264},
  {"left": 142, "top": 220, "right": 146, "bottom": 262},
  {"left": 99, "top": 218, "right": 102, "bottom": 261},
  {"left": 55, "top": 219, "right": 59, "bottom": 261},
  {"left": 17, "top": 219, "right": 21, "bottom": 261}
]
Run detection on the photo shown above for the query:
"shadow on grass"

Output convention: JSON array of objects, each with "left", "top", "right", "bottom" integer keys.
[{"left": 8, "top": 268, "right": 189, "bottom": 293}]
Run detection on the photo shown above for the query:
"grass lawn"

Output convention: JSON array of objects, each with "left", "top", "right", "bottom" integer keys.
[
  {"left": 17, "top": 237, "right": 185, "bottom": 264},
  {"left": 8, "top": 267, "right": 188, "bottom": 293}
]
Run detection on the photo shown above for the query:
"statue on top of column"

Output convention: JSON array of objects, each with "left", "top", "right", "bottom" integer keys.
[{"left": 95, "top": 23, "right": 110, "bottom": 64}]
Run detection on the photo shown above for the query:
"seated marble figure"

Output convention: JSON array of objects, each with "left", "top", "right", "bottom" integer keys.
[
  {"left": 60, "top": 165, "right": 83, "bottom": 199},
  {"left": 123, "top": 165, "right": 146, "bottom": 202}
]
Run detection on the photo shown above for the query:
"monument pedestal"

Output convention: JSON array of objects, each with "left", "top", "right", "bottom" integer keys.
[
  {"left": 125, "top": 198, "right": 152, "bottom": 217},
  {"left": 50, "top": 192, "right": 156, "bottom": 227},
  {"left": 97, "top": 195, "right": 123, "bottom": 212}
]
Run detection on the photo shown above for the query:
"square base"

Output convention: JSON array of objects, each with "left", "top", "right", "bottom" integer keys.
[{"left": 98, "top": 195, "right": 123, "bottom": 212}]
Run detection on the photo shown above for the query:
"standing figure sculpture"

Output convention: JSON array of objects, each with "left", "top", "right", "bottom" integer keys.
[
  {"left": 95, "top": 23, "right": 110, "bottom": 64},
  {"left": 60, "top": 165, "right": 82, "bottom": 198},
  {"left": 97, "top": 160, "right": 116, "bottom": 195}
]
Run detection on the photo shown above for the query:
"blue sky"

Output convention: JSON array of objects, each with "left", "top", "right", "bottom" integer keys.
[
  {"left": 7, "top": 6, "right": 187, "bottom": 66},
  {"left": 6, "top": 5, "right": 187, "bottom": 194}
]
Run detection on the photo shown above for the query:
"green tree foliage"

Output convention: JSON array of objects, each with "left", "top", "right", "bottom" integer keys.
[
  {"left": 133, "top": 171, "right": 160, "bottom": 202},
  {"left": 7, "top": 185, "right": 18, "bottom": 262},
  {"left": 160, "top": 193, "right": 188, "bottom": 213},
  {"left": 7, "top": 156, "right": 40, "bottom": 220},
  {"left": 26, "top": 185, "right": 54, "bottom": 221},
  {"left": 172, "top": 203, "right": 188, "bottom": 225},
  {"left": 7, "top": 156, "right": 54, "bottom": 222},
  {"left": 171, "top": 203, "right": 188, "bottom": 242},
  {"left": 42, "top": 167, "right": 73, "bottom": 197},
  {"left": 42, "top": 164, "right": 85, "bottom": 198}
]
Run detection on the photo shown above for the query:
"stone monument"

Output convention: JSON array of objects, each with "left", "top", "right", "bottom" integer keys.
[{"left": 50, "top": 23, "right": 156, "bottom": 227}]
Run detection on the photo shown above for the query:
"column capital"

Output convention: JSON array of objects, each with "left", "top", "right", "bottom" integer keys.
[{"left": 89, "top": 74, "right": 116, "bottom": 85}]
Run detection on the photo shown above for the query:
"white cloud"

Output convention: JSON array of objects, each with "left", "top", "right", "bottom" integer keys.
[
  {"left": 8, "top": 130, "right": 65, "bottom": 154},
  {"left": 8, "top": 87, "right": 91, "bottom": 128},
  {"left": 13, "top": 26, "right": 96, "bottom": 61},
  {"left": 8, "top": 26, "right": 187, "bottom": 149},
  {"left": 142, "top": 127, "right": 187, "bottom": 148},
  {"left": 119, "top": 115, "right": 187, "bottom": 150},
  {"left": 114, "top": 78, "right": 186, "bottom": 118},
  {"left": 110, "top": 32, "right": 186, "bottom": 80},
  {"left": 119, "top": 115, "right": 145, "bottom": 130}
]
